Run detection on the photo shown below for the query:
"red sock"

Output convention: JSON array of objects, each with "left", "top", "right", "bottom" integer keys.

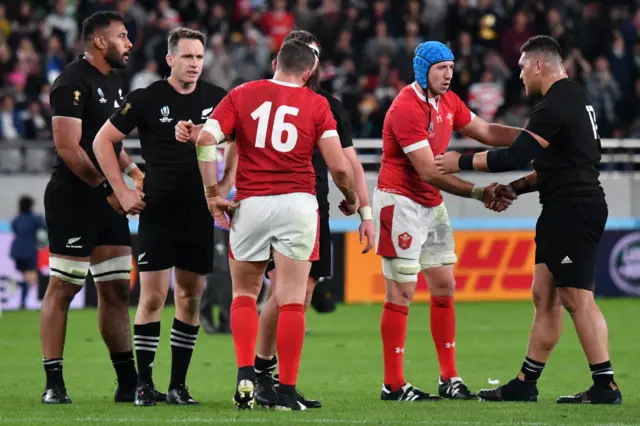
[
  {"left": 276, "top": 303, "right": 305, "bottom": 386},
  {"left": 381, "top": 302, "right": 408, "bottom": 391},
  {"left": 430, "top": 296, "right": 457, "bottom": 381},
  {"left": 230, "top": 296, "right": 258, "bottom": 368}
]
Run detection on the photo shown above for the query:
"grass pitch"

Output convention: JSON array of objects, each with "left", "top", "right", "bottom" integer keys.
[{"left": 1, "top": 300, "right": 638, "bottom": 425}]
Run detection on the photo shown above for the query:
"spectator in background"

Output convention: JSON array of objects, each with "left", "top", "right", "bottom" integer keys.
[
  {"left": 231, "top": 25, "right": 270, "bottom": 84},
  {"left": 0, "top": 95, "right": 24, "bottom": 140},
  {"left": 130, "top": 59, "right": 161, "bottom": 91},
  {"left": 259, "top": 0, "right": 294, "bottom": 53},
  {"left": 585, "top": 56, "right": 621, "bottom": 138},
  {"left": 0, "top": 4, "right": 11, "bottom": 39},
  {"left": 45, "top": 36, "right": 67, "bottom": 85},
  {"left": 43, "top": 0, "right": 77, "bottom": 50},
  {"left": 203, "top": 34, "right": 236, "bottom": 90},
  {"left": 467, "top": 69, "right": 504, "bottom": 121},
  {"left": 10, "top": 195, "right": 47, "bottom": 310},
  {"left": 363, "top": 21, "right": 396, "bottom": 72},
  {"left": 294, "top": 0, "right": 316, "bottom": 32},
  {"left": 23, "top": 100, "right": 52, "bottom": 140}
]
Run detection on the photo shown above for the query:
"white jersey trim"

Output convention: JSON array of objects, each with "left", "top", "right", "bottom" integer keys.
[
  {"left": 320, "top": 130, "right": 338, "bottom": 139},
  {"left": 269, "top": 79, "right": 302, "bottom": 88},
  {"left": 402, "top": 139, "right": 430, "bottom": 154},
  {"left": 411, "top": 83, "right": 440, "bottom": 111}
]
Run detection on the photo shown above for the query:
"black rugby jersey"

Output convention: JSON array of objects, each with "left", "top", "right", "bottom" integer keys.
[{"left": 109, "top": 79, "right": 227, "bottom": 202}]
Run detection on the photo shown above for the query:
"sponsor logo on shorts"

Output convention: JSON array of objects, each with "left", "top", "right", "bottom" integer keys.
[
  {"left": 608, "top": 232, "right": 640, "bottom": 296},
  {"left": 398, "top": 232, "right": 412, "bottom": 250},
  {"left": 66, "top": 237, "right": 82, "bottom": 249}
]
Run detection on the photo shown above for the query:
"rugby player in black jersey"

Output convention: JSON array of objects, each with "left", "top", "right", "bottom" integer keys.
[
  {"left": 436, "top": 35, "right": 622, "bottom": 405},
  {"left": 41, "top": 11, "right": 160, "bottom": 404},
  {"left": 93, "top": 27, "right": 227, "bottom": 406}
]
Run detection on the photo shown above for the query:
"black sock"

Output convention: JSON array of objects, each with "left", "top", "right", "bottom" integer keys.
[
  {"left": 169, "top": 318, "right": 199, "bottom": 389},
  {"left": 279, "top": 384, "right": 296, "bottom": 398},
  {"left": 111, "top": 351, "right": 138, "bottom": 390},
  {"left": 134, "top": 322, "right": 161, "bottom": 386},
  {"left": 519, "top": 356, "right": 545, "bottom": 382},
  {"left": 590, "top": 361, "right": 615, "bottom": 388},
  {"left": 43, "top": 358, "right": 64, "bottom": 389},
  {"left": 254, "top": 355, "right": 277, "bottom": 377},
  {"left": 237, "top": 366, "right": 256, "bottom": 383}
]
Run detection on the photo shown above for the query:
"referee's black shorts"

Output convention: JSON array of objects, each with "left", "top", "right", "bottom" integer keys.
[
  {"left": 137, "top": 199, "right": 214, "bottom": 275},
  {"left": 44, "top": 179, "right": 131, "bottom": 258},
  {"left": 535, "top": 201, "right": 607, "bottom": 290},
  {"left": 266, "top": 207, "right": 332, "bottom": 280}
]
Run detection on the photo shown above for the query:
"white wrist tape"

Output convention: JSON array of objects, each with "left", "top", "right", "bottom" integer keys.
[
  {"left": 471, "top": 186, "right": 485, "bottom": 201},
  {"left": 196, "top": 145, "right": 218, "bottom": 162},
  {"left": 359, "top": 206, "right": 373, "bottom": 221},
  {"left": 124, "top": 163, "right": 138, "bottom": 175}
]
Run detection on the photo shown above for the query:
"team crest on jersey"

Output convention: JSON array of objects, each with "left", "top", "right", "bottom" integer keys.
[
  {"left": 159, "top": 106, "right": 173, "bottom": 123},
  {"left": 446, "top": 112, "right": 454, "bottom": 124},
  {"left": 201, "top": 106, "right": 213, "bottom": 120},
  {"left": 398, "top": 232, "right": 412, "bottom": 250},
  {"left": 73, "top": 90, "right": 80, "bottom": 105},
  {"left": 97, "top": 88, "right": 107, "bottom": 103}
]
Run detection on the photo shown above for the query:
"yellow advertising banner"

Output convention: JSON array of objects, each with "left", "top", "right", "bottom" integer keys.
[{"left": 345, "top": 230, "right": 536, "bottom": 302}]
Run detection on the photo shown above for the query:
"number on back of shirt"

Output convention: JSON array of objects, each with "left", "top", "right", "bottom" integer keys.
[
  {"left": 251, "top": 101, "right": 299, "bottom": 153},
  {"left": 586, "top": 105, "right": 600, "bottom": 140}
]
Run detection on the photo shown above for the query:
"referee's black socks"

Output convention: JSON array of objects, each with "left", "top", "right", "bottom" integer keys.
[
  {"left": 110, "top": 351, "right": 138, "bottom": 390},
  {"left": 43, "top": 358, "right": 65, "bottom": 389},
  {"left": 134, "top": 322, "right": 161, "bottom": 386},
  {"left": 519, "top": 356, "right": 546, "bottom": 382},
  {"left": 254, "top": 355, "right": 277, "bottom": 377},
  {"left": 169, "top": 318, "right": 199, "bottom": 389},
  {"left": 590, "top": 360, "right": 615, "bottom": 388}
]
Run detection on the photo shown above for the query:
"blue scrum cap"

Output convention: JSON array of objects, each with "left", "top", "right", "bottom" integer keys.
[{"left": 413, "top": 41, "right": 454, "bottom": 90}]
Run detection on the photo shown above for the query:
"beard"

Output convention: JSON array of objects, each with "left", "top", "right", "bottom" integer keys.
[
  {"left": 305, "top": 67, "right": 321, "bottom": 91},
  {"left": 105, "top": 44, "right": 128, "bottom": 69}
]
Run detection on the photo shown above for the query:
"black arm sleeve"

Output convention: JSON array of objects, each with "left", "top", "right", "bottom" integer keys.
[
  {"left": 50, "top": 84, "right": 87, "bottom": 119},
  {"left": 486, "top": 131, "right": 545, "bottom": 172},
  {"left": 109, "top": 89, "right": 143, "bottom": 135}
]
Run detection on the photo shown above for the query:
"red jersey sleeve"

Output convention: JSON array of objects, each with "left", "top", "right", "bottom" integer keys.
[
  {"left": 390, "top": 104, "right": 430, "bottom": 154},
  {"left": 208, "top": 89, "right": 237, "bottom": 138},
  {"left": 451, "top": 92, "right": 475, "bottom": 131},
  {"left": 316, "top": 96, "right": 338, "bottom": 140}
]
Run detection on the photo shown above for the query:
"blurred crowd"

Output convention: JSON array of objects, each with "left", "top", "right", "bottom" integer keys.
[{"left": 2, "top": 0, "right": 640, "bottom": 142}]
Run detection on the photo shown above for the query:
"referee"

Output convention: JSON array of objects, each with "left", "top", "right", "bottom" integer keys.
[
  {"left": 436, "top": 35, "right": 621, "bottom": 405},
  {"left": 93, "top": 28, "right": 227, "bottom": 406},
  {"left": 41, "top": 11, "right": 159, "bottom": 404}
]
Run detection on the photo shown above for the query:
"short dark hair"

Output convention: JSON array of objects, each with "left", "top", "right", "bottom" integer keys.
[
  {"left": 276, "top": 39, "right": 317, "bottom": 74},
  {"left": 82, "top": 11, "right": 124, "bottom": 42},
  {"left": 19, "top": 195, "right": 33, "bottom": 214},
  {"left": 168, "top": 27, "right": 206, "bottom": 54},
  {"left": 520, "top": 35, "right": 562, "bottom": 59},
  {"left": 283, "top": 30, "right": 321, "bottom": 54}
]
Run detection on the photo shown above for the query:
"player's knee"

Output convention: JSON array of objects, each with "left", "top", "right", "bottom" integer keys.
[
  {"left": 382, "top": 258, "right": 420, "bottom": 284},
  {"left": 139, "top": 288, "right": 166, "bottom": 314},
  {"left": 557, "top": 287, "right": 592, "bottom": 316},
  {"left": 46, "top": 273, "right": 83, "bottom": 308}
]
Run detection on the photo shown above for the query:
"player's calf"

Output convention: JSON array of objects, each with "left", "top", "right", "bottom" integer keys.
[{"left": 40, "top": 258, "right": 87, "bottom": 403}]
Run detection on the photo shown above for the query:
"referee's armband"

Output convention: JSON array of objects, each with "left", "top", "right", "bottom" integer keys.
[{"left": 486, "top": 131, "right": 544, "bottom": 173}]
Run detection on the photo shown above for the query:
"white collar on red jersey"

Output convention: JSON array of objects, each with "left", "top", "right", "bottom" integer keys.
[
  {"left": 269, "top": 79, "right": 302, "bottom": 88},
  {"left": 411, "top": 82, "right": 440, "bottom": 111}
]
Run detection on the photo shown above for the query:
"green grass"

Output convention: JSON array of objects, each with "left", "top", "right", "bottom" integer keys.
[{"left": 1, "top": 300, "right": 639, "bottom": 425}]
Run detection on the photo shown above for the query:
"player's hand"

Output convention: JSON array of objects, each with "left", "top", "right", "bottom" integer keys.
[
  {"left": 175, "top": 120, "right": 194, "bottom": 143},
  {"left": 206, "top": 195, "right": 239, "bottom": 229},
  {"left": 435, "top": 152, "right": 462, "bottom": 175},
  {"left": 339, "top": 197, "right": 360, "bottom": 216},
  {"left": 116, "top": 188, "right": 146, "bottom": 215},
  {"left": 359, "top": 219, "right": 375, "bottom": 254},
  {"left": 485, "top": 183, "right": 516, "bottom": 212},
  {"left": 106, "top": 193, "right": 125, "bottom": 215}
]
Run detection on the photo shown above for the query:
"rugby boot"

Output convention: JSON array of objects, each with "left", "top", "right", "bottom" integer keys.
[
  {"left": 42, "top": 386, "right": 71, "bottom": 404},
  {"left": 167, "top": 384, "right": 199, "bottom": 405},
  {"left": 274, "top": 373, "right": 321, "bottom": 408},
  {"left": 478, "top": 378, "right": 538, "bottom": 402},
  {"left": 439, "top": 376, "right": 478, "bottom": 400},
  {"left": 234, "top": 379, "right": 255, "bottom": 409},
  {"left": 381, "top": 383, "right": 442, "bottom": 401},
  {"left": 557, "top": 382, "right": 622, "bottom": 404}
]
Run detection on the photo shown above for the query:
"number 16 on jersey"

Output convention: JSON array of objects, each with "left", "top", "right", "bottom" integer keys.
[{"left": 251, "top": 101, "right": 299, "bottom": 153}]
